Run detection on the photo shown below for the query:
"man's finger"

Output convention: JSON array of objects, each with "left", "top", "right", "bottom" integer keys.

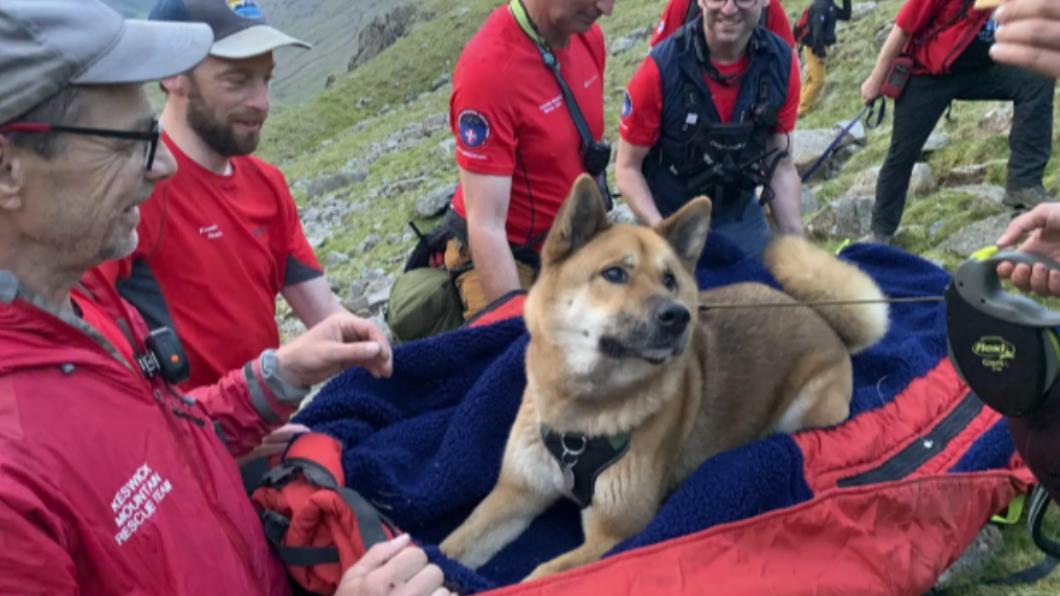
[
  {"left": 995, "top": 0, "right": 1060, "bottom": 24},
  {"left": 994, "top": 19, "right": 1060, "bottom": 49},
  {"left": 346, "top": 533, "right": 412, "bottom": 576},
  {"left": 393, "top": 563, "right": 445, "bottom": 596},
  {"left": 1010, "top": 263, "right": 1034, "bottom": 292},
  {"left": 997, "top": 205, "right": 1050, "bottom": 247},
  {"left": 382, "top": 545, "right": 430, "bottom": 584},
  {"left": 997, "top": 261, "right": 1016, "bottom": 279}
]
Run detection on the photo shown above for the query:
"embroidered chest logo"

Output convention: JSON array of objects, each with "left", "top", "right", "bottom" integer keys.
[
  {"left": 199, "top": 224, "right": 224, "bottom": 240},
  {"left": 111, "top": 463, "right": 174, "bottom": 546}
]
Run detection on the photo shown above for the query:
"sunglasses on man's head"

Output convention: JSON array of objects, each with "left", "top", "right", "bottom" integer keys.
[{"left": 0, "top": 119, "right": 161, "bottom": 170}]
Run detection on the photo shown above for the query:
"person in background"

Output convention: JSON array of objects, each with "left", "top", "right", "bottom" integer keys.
[
  {"left": 860, "top": 0, "right": 1055, "bottom": 245},
  {"left": 650, "top": 0, "right": 797, "bottom": 49},
  {"left": 444, "top": 0, "right": 614, "bottom": 320},
  {"left": 793, "top": 0, "right": 852, "bottom": 115},
  {"left": 99, "top": 0, "right": 389, "bottom": 394},
  {"left": 617, "top": 0, "right": 803, "bottom": 258}
]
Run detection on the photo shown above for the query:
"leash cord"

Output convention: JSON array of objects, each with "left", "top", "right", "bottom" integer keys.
[{"left": 698, "top": 296, "right": 944, "bottom": 311}]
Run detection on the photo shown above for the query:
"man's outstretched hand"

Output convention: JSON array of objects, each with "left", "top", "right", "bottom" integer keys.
[{"left": 276, "top": 313, "right": 393, "bottom": 388}]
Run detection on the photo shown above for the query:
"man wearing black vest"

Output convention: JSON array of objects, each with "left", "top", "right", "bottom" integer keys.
[
  {"left": 861, "top": 0, "right": 1055, "bottom": 244},
  {"left": 617, "top": 0, "right": 802, "bottom": 258}
]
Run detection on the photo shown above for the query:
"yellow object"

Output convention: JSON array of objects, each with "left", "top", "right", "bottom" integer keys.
[
  {"left": 798, "top": 47, "right": 826, "bottom": 116},
  {"left": 991, "top": 493, "right": 1026, "bottom": 525},
  {"left": 970, "top": 245, "right": 1000, "bottom": 261}
]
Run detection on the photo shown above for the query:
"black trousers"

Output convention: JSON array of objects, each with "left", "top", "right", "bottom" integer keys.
[{"left": 871, "top": 61, "right": 1055, "bottom": 236}]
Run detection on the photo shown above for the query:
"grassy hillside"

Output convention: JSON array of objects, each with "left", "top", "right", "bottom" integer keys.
[{"left": 256, "top": 0, "right": 1060, "bottom": 593}]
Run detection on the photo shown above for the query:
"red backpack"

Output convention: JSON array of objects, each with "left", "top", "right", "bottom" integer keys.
[{"left": 248, "top": 433, "right": 398, "bottom": 594}]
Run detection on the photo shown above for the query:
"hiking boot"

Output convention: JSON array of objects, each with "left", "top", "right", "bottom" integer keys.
[
  {"left": 857, "top": 231, "right": 893, "bottom": 246},
  {"left": 1002, "top": 186, "right": 1054, "bottom": 210}
]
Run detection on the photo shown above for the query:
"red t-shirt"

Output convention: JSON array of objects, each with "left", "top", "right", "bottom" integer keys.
[
  {"left": 650, "top": 0, "right": 797, "bottom": 49},
  {"left": 99, "top": 133, "right": 322, "bottom": 390},
  {"left": 620, "top": 52, "right": 800, "bottom": 147},
  {"left": 71, "top": 290, "right": 136, "bottom": 368},
  {"left": 896, "top": 0, "right": 992, "bottom": 75},
  {"left": 450, "top": 6, "right": 606, "bottom": 248}
]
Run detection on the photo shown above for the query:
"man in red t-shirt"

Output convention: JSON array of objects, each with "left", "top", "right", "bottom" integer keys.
[
  {"left": 100, "top": 0, "right": 391, "bottom": 393},
  {"left": 860, "top": 0, "right": 1055, "bottom": 244},
  {"left": 617, "top": 0, "right": 802, "bottom": 258},
  {"left": 650, "top": 0, "right": 796, "bottom": 49},
  {"left": 444, "top": 0, "right": 613, "bottom": 319}
]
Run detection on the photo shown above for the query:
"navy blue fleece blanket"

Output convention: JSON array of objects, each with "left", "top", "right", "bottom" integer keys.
[{"left": 295, "top": 237, "right": 1014, "bottom": 593}]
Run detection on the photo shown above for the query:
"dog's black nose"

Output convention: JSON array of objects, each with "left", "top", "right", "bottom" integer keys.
[{"left": 655, "top": 302, "right": 690, "bottom": 333}]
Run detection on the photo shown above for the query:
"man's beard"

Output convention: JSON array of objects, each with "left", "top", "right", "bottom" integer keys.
[{"left": 186, "top": 89, "right": 261, "bottom": 157}]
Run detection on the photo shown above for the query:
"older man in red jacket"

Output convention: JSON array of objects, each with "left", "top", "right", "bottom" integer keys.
[{"left": 0, "top": 2, "right": 447, "bottom": 594}]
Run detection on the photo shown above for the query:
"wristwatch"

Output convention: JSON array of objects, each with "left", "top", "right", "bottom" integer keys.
[{"left": 259, "top": 348, "right": 311, "bottom": 404}]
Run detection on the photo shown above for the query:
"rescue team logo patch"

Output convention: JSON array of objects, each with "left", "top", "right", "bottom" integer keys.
[
  {"left": 227, "top": 0, "right": 264, "bottom": 19},
  {"left": 458, "top": 110, "right": 490, "bottom": 148},
  {"left": 621, "top": 91, "right": 633, "bottom": 119}
]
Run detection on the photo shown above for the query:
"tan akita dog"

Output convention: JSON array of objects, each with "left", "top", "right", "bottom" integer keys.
[{"left": 440, "top": 175, "right": 889, "bottom": 580}]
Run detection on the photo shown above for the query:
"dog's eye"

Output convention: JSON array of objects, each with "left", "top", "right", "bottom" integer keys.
[
  {"left": 601, "top": 267, "right": 629, "bottom": 284},
  {"left": 662, "top": 272, "right": 678, "bottom": 291}
]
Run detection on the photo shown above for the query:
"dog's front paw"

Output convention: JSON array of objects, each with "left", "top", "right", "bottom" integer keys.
[{"left": 438, "top": 534, "right": 466, "bottom": 562}]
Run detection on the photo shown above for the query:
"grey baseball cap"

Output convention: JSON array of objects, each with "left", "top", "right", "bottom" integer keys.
[
  {"left": 0, "top": 0, "right": 213, "bottom": 124},
  {"left": 149, "top": 0, "right": 311, "bottom": 59}
]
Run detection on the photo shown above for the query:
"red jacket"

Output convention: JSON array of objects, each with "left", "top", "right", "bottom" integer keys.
[
  {"left": 897, "top": 0, "right": 992, "bottom": 75},
  {"left": 0, "top": 270, "right": 294, "bottom": 594}
]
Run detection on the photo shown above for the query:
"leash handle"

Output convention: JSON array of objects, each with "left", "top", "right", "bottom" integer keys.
[
  {"left": 952, "top": 250, "right": 1060, "bottom": 327},
  {"left": 864, "top": 98, "right": 885, "bottom": 130}
]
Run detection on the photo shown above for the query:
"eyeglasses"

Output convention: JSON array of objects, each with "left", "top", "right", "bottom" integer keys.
[
  {"left": 703, "top": 0, "right": 759, "bottom": 9},
  {"left": 0, "top": 118, "right": 161, "bottom": 170}
]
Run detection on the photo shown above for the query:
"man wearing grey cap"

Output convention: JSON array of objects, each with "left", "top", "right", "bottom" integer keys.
[
  {"left": 0, "top": 1, "right": 444, "bottom": 594},
  {"left": 100, "top": 0, "right": 378, "bottom": 397}
]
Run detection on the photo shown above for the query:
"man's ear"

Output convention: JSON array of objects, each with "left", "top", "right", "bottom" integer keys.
[
  {"left": 0, "top": 135, "right": 24, "bottom": 211},
  {"left": 541, "top": 174, "right": 611, "bottom": 266},
  {"left": 160, "top": 74, "right": 187, "bottom": 98},
  {"left": 655, "top": 196, "right": 712, "bottom": 273}
]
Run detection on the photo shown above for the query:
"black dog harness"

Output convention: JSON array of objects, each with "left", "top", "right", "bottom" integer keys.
[{"left": 540, "top": 425, "right": 631, "bottom": 509}]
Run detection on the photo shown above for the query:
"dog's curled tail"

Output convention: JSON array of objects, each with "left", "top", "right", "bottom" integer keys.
[{"left": 763, "top": 235, "right": 890, "bottom": 354}]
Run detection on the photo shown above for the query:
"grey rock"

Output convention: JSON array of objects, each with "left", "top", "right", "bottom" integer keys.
[
  {"left": 800, "top": 186, "right": 817, "bottom": 216},
  {"left": 942, "top": 164, "right": 988, "bottom": 187},
  {"left": 324, "top": 74, "right": 337, "bottom": 90},
  {"left": 386, "top": 234, "right": 402, "bottom": 245},
  {"left": 347, "top": 5, "right": 416, "bottom": 72},
  {"left": 363, "top": 268, "right": 388, "bottom": 280},
  {"left": 415, "top": 182, "right": 457, "bottom": 218},
  {"left": 607, "top": 202, "right": 638, "bottom": 225},
  {"left": 349, "top": 280, "right": 368, "bottom": 300},
  {"left": 851, "top": 2, "right": 876, "bottom": 20},
  {"left": 928, "top": 219, "right": 948, "bottom": 240},
  {"left": 922, "top": 131, "right": 950, "bottom": 153},
  {"left": 940, "top": 213, "right": 1014, "bottom": 255},
  {"left": 807, "top": 195, "right": 875, "bottom": 239},
  {"left": 324, "top": 251, "right": 350, "bottom": 268},
  {"left": 849, "top": 163, "right": 934, "bottom": 197},
  {"left": 610, "top": 36, "right": 637, "bottom": 55},
  {"left": 874, "top": 21, "right": 894, "bottom": 46},
  {"left": 909, "top": 163, "right": 937, "bottom": 195},
  {"left": 438, "top": 137, "right": 456, "bottom": 155},
  {"left": 357, "top": 96, "right": 373, "bottom": 109},
  {"left": 980, "top": 104, "right": 1014, "bottom": 134},
  {"left": 833, "top": 119, "right": 866, "bottom": 145},
  {"left": 792, "top": 129, "right": 857, "bottom": 179},
  {"left": 935, "top": 525, "right": 1005, "bottom": 589},
  {"left": 452, "top": 6, "right": 470, "bottom": 17},
  {"left": 432, "top": 73, "right": 452, "bottom": 91},
  {"left": 360, "top": 234, "right": 382, "bottom": 253},
  {"left": 307, "top": 171, "right": 367, "bottom": 199},
  {"left": 627, "top": 27, "right": 650, "bottom": 41},
  {"left": 950, "top": 184, "right": 1006, "bottom": 204},
  {"left": 365, "top": 277, "right": 395, "bottom": 310}
]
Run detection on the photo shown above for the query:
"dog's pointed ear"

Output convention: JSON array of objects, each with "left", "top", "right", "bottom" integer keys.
[
  {"left": 655, "top": 196, "right": 711, "bottom": 272},
  {"left": 541, "top": 174, "right": 611, "bottom": 265}
]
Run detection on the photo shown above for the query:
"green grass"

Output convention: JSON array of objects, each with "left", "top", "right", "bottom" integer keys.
[{"left": 254, "top": 1, "right": 1060, "bottom": 592}]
